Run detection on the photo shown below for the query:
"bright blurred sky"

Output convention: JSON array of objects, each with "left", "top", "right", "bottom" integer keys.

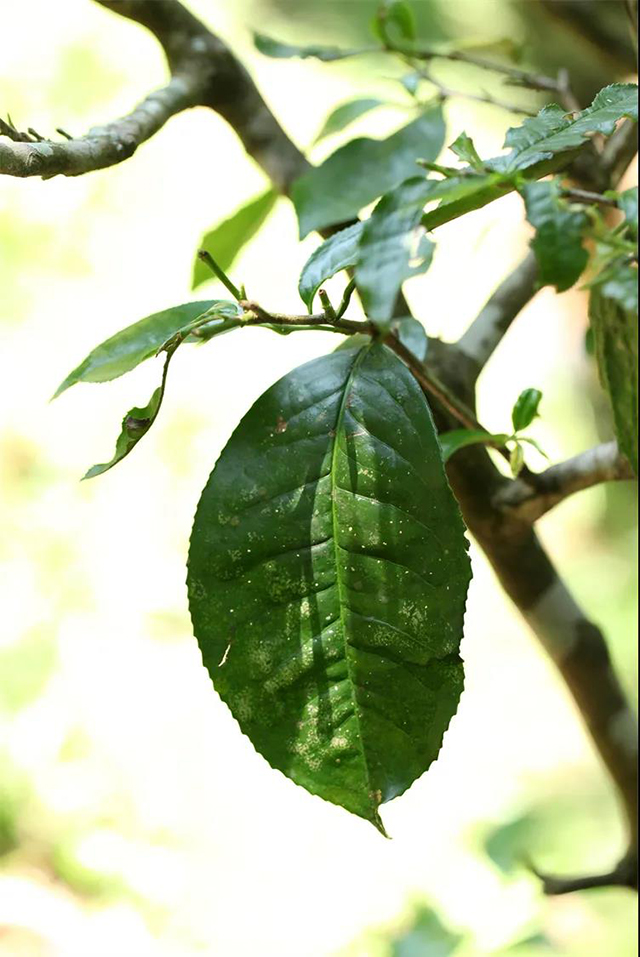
[{"left": 0, "top": 2, "right": 637, "bottom": 956}]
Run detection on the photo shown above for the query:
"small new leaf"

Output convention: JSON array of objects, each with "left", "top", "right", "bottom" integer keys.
[
  {"left": 374, "top": 0, "right": 417, "bottom": 43},
  {"left": 510, "top": 443, "right": 525, "bottom": 477},
  {"left": 438, "top": 429, "right": 510, "bottom": 462},
  {"left": 449, "top": 132, "right": 484, "bottom": 170},
  {"left": 512, "top": 388, "right": 543, "bottom": 432}
]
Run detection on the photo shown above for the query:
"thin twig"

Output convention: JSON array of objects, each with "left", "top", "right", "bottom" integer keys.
[
  {"left": 391, "top": 41, "right": 561, "bottom": 93},
  {"left": 414, "top": 66, "right": 537, "bottom": 116},
  {"left": 562, "top": 187, "right": 621, "bottom": 208}
]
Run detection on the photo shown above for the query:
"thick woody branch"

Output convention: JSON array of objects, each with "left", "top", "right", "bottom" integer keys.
[
  {"left": 456, "top": 252, "right": 539, "bottom": 378},
  {"left": 0, "top": 77, "right": 198, "bottom": 178},
  {"left": 534, "top": 849, "right": 638, "bottom": 894},
  {"left": 1, "top": 0, "right": 308, "bottom": 188},
  {"left": 441, "top": 445, "right": 638, "bottom": 886},
  {"left": 496, "top": 441, "right": 635, "bottom": 523}
]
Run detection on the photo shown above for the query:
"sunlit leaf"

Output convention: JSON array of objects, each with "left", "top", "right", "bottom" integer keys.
[
  {"left": 512, "top": 388, "right": 542, "bottom": 432},
  {"left": 192, "top": 190, "right": 277, "bottom": 290},
  {"left": 292, "top": 107, "right": 445, "bottom": 237},
  {"left": 188, "top": 343, "right": 471, "bottom": 830},
  {"left": 314, "top": 98, "right": 386, "bottom": 142}
]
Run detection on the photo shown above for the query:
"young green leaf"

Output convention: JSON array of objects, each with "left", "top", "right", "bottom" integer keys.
[
  {"left": 192, "top": 190, "right": 277, "bottom": 290},
  {"left": 314, "top": 98, "right": 386, "bottom": 143},
  {"left": 298, "top": 222, "right": 363, "bottom": 312},
  {"left": 188, "top": 343, "right": 471, "bottom": 831},
  {"left": 253, "top": 33, "right": 365, "bottom": 61},
  {"left": 54, "top": 301, "right": 240, "bottom": 397},
  {"left": 501, "top": 83, "right": 638, "bottom": 172},
  {"left": 511, "top": 388, "right": 542, "bottom": 432},
  {"left": 83, "top": 350, "right": 174, "bottom": 480},
  {"left": 449, "top": 132, "right": 484, "bottom": 170},
  {"left": 374, "top": 0, "right": 417, "bottom": 43},
  {"left": 589, "top": 283, "right": 638, "bottom": 473},
  {"left": 521, "top": 181, "right": 588, "bottom": 291},
  {"left": 356, "top": 177, "right": 435, "bottom": 329},
  {"left": 510, "top": 443, "right": 525, "bottom": 477},
  {"left": 292, "top": 107, "right": 445, "bottom": 237},
  {"left": 438, "top": 429, "right": 510, "bottom": 462}
]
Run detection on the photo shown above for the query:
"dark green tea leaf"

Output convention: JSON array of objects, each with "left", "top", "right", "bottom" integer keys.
[{"left": 188, "top": 343, "right": 471, "bottom": 830}]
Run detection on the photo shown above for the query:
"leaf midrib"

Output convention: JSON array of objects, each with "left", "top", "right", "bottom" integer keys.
[{"left": 329, "top": 342, "right": 382, "bottom": 829}]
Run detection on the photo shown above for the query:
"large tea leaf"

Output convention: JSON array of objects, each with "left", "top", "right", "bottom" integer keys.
[
  {"left": 292, "top": 108, "right": 445, "bottom": 237},
  {"left": 55, "top": 300, "right": 240, "bottom": 396},
  {"left": 589, "top": 281, "right": 638, "bottom": 473},
  {"left": 188, "top": 343, "right": 471, "bottom": 830}
]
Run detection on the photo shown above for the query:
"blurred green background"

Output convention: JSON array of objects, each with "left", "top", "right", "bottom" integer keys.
[{"left": 0, "top": 1, "right": 637, "bottom": 955}]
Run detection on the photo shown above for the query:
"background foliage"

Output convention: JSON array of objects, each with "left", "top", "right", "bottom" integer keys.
[{"left": 0, "top": 0, "right": 637, "bottom": 954}]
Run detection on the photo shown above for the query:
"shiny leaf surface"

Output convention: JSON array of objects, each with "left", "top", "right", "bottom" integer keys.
[
  {"left": 501, "top": 84, "right": 638, "bottom": 172},
  {"left": 298, "top": 223, "right": 363, "bottom": 312},
  {"left": 55, "top": 300, "right": 239, "bottom": 396},
  {"left": 188, "top": 343, "right": 471, "bottom": 830}
]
